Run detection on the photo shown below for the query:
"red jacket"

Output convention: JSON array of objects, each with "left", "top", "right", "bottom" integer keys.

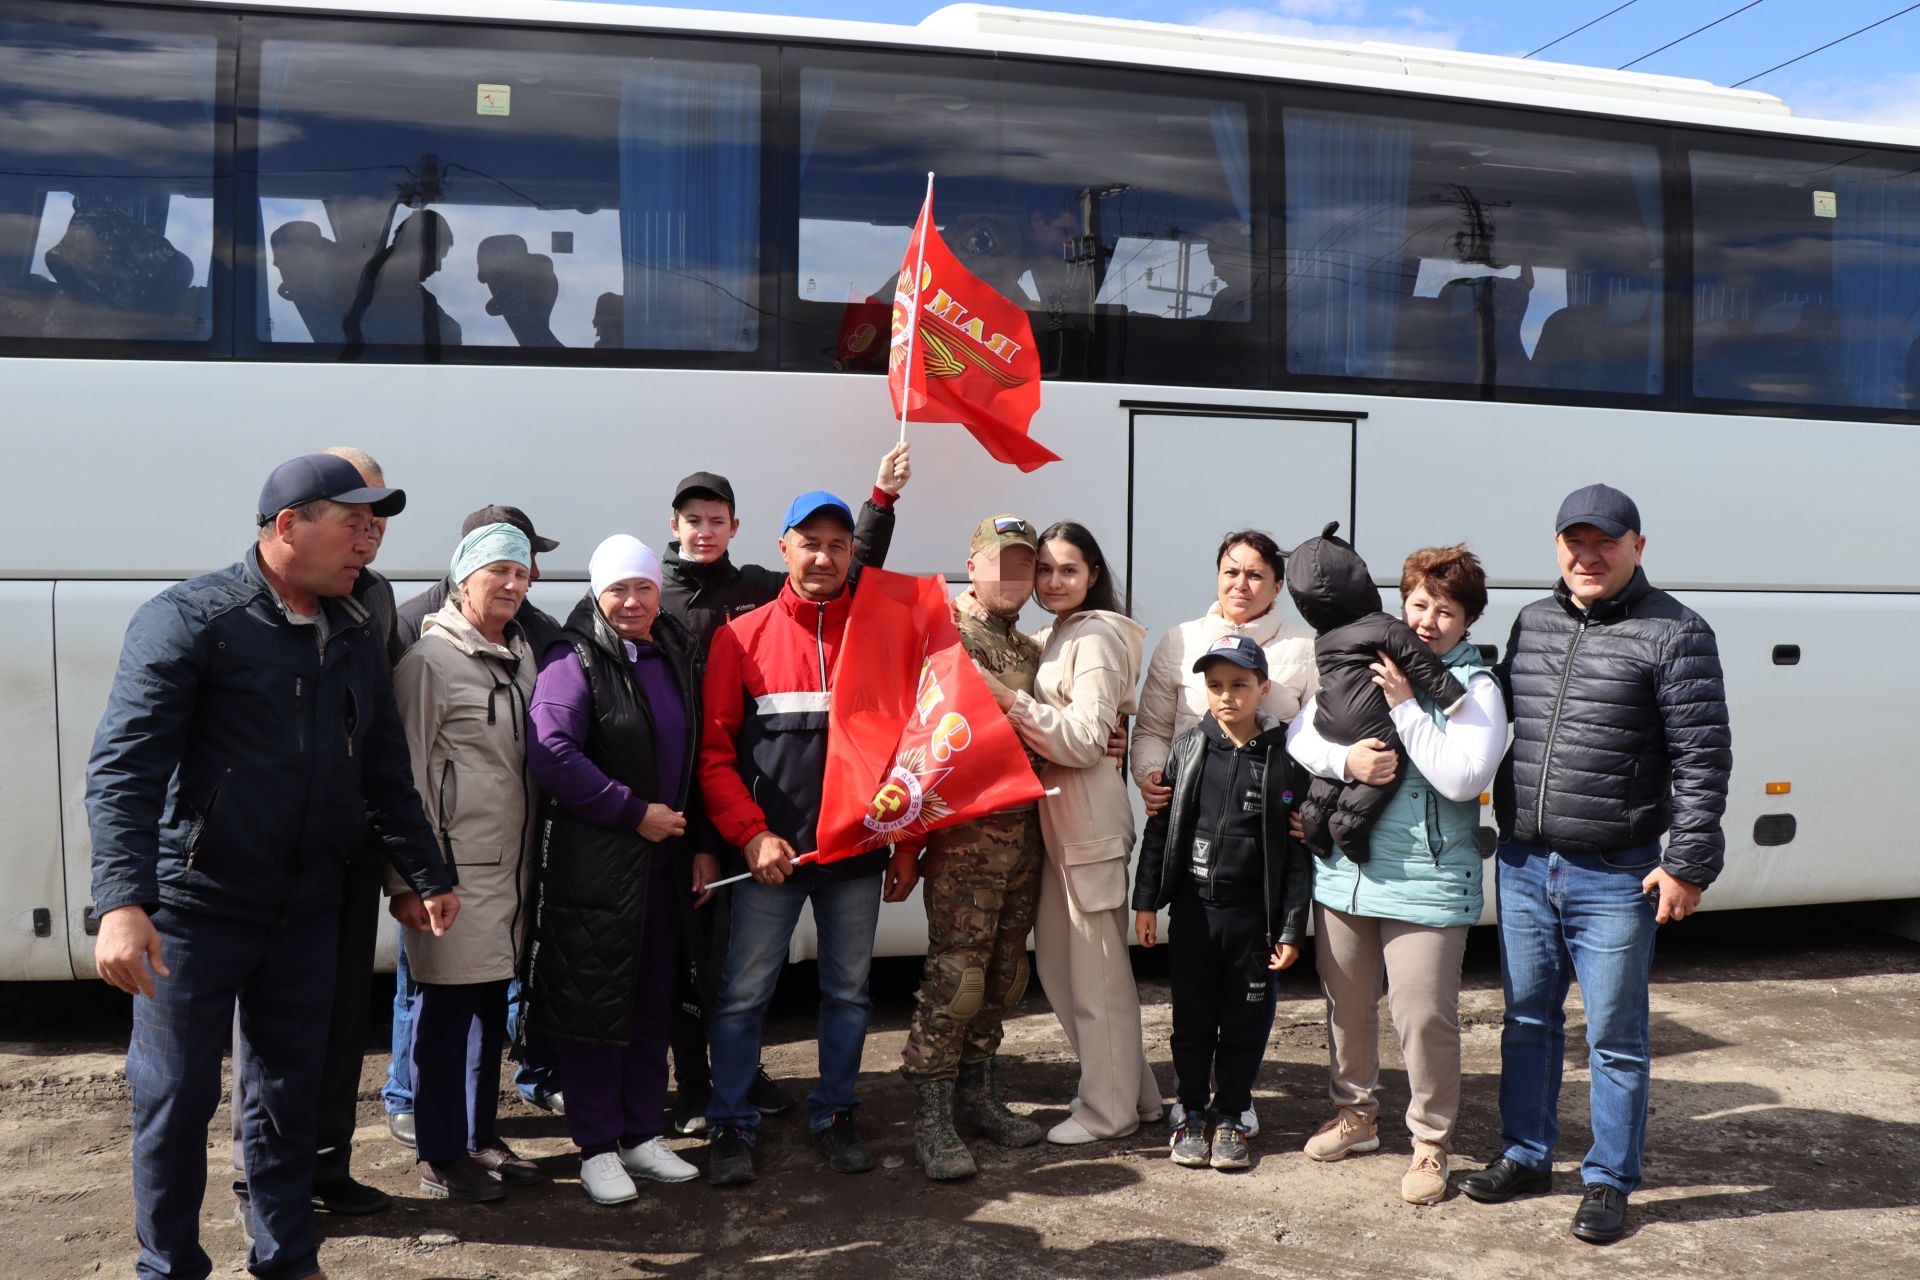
[{"left": 699, "top": 580, "right": 888, "bottom": 880}]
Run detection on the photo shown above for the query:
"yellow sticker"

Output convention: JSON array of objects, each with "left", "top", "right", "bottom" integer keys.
[
  {"left": 1814, "top": 190, "right": 1836, "bottom": 218},
  {"left": 476, "top": 84, "right": 510, "bottom": 117}
]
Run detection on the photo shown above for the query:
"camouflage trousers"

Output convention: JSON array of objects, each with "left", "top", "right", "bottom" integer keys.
[{"left": 900, "top": 808, "right": 1044, "bottom": 1082}]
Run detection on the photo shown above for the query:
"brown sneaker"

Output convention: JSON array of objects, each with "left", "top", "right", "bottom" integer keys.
[
  {"left": 418, "top": 1157, "right": 505, "bottom": 1203},
  {"left": 469, "top": 1141, "right": 542, "bottom": 1185},
  {"left": 1303, "top": 1108, "right": 1380, "bottom": 1162},
  {"left": 1401, "top": 1141, "right": 1450, "bottom": 1204}
]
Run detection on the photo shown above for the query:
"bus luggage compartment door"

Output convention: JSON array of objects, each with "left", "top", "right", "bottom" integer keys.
[
  {"left": 1127, "top": 408, "right": 1356, "bottom": 642},
  {"left": 0, "top": 583, "right": 69, "bottom": 979}
]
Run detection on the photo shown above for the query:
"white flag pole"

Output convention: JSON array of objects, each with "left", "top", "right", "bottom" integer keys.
[{"left": 897, "top": 171, "right": 935, "bottom": 446}]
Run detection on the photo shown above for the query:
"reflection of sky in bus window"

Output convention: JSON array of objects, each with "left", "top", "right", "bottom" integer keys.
[
  {"left": 164, "top": 197, "right": 212, "bottom": 288},
  {"left": 1096, "top": 239, "right": 1225, "bottom": 317},
  {"left": 1411, "top": 259, "right": 1568, "bottom": 356},
  {"left": 798, "top": 219, "right": 911, "bottom": 305},
  {"left": 260, "top": 197, "right": 329, "bottom": 341},
  {"left": 27, "top": 193, "right": 74, "bottom": 281}
]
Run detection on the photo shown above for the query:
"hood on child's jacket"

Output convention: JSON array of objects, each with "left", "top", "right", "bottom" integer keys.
[{"left": 1285, "top": 522, "right": 1382, "bottom": 634}]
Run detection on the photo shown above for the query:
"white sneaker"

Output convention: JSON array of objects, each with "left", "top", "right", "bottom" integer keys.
[
  {"left": 1047, "top": 1115, "right": 1100, "bottom": 1146},
  {"left": 1240, "top": 1107, "right": 1260, "bottom": 1139},
  {"left": 580, "top": 1152, "right": 638, "bottom": 1205},
  {"left": 618, "top": 1136, "right": 698, "bottom": 1183}
]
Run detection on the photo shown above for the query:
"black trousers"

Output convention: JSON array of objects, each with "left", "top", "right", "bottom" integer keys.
[
  {"left": 233, "top": 859, "right": 385, "bottom": 1189},
  {"left": 409, "top": 978, "right": 509, "bottom": 1165},
  {"left": 1168, "top": 889, "right": 1275, "bottom": 1119}
]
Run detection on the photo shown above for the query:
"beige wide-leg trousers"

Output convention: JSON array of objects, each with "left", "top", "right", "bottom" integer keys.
[
  {"left": 1313, "top": 902, "right": 1469, "bottom": 1148},
  {"left": 1034, "top": 846, "right": 1161, "bottom": 1138}
]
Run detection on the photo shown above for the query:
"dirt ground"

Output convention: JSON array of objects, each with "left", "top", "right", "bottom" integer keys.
[{"left": 3, "top": 905, "right": 1917, "bottom": 1280}]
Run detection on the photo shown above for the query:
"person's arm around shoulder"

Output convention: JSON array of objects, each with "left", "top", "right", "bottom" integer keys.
[
  {"left": 1130, "top": 626, "right": 1181, "bottom": 808},
  {"left": 86, "top": 594, "right": 207, "bottom": 996},
  {"left": 1646, "top": 611, "right": 1732, "bottom": 921},
  {"left": 1007, "top": 622, "right": 1129, "bottom": 770}
]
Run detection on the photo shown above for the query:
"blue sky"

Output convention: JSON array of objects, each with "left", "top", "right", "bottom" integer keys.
[{"left": 619, "top": 0, "right": 1920, "bottom": 127}]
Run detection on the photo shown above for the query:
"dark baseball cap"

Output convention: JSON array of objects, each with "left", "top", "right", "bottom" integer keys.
[
  {"left": 1554, "top": 483, "right": 1642, "bottom": 539},
  {"left": 1193, "top": 634, "right": 1269, "bottom": 679},
  {"left": 460, "top": 504, "right": 558, "bottom": 553},
  {"left": 257, "top": 453, "right": 404, "bottom": 524},
  {"left": 673, "top": 471, "right": 737, "bottom": 511},
  {"left": 782, "top": 489, "right": 855, "bottom": 534}
]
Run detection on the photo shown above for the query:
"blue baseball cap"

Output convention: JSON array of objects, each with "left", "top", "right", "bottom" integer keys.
[
  {"left": 257, "top": 453, "right": 405, "bottom": 524},
  {"left": 1193, "top": 634, "right": 1269, "bottom": 679},
  {"left": 782, "top": 489, "right": 854, "bottom": 534}
]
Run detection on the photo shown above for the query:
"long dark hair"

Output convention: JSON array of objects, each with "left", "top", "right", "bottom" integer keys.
[{"left": 1037, "top": 521, "right": 1126, "bottom": 617}]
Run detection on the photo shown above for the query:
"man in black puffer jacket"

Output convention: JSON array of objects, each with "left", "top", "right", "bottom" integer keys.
[{"left": 1461, "top": 484, "right": 1731, "bottom": 1248}]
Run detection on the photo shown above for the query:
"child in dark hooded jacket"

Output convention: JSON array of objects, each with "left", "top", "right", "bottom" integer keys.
[{"left": 1285, "top": 523, "right": 1467, "bottom": 861}]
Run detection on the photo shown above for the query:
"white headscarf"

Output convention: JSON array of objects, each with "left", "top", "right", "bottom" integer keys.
[{"left": 588, "top": 534, "right": 663, "bottom": 598}]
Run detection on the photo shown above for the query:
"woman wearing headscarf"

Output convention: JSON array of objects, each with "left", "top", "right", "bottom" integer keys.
[
  {"left": 522, "top": 535, "right": 716, "bottom": 1205},
  {"left": 391, "top": 522, "right": 541, "bottom": 1203}
]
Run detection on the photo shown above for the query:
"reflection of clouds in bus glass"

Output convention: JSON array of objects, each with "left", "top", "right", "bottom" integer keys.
[
  {"left": 797, "top": 220, "right": 910, "bottom": 306},
  {"left": 0, "top": 40, "right": 214, "bottom": 105},
  {"left": 28, "top": 194, "right": 75, "bottom": 281},
  {"left": 164, "top": 198, "right": 213, "bottom": 289},
  {"left": 7, "top": 101, "right": 212, "bottom": 166}
]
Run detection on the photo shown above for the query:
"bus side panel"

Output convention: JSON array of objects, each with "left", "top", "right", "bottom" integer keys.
[
  {"left": 53, "top": 582, "right": 155, "bottom": 980},
  {"left": 1475, "top": 588, "right": 1920, "bottom": 911},
  {"left": 0, "top": 583, "right": 72, "bottom": 980}
]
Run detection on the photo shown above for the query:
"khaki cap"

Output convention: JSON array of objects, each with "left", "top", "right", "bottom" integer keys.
[{"left": 969, "top": 513, "right": 1039, "bottom": 556}]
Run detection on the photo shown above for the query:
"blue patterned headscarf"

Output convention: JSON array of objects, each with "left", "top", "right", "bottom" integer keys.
[{"left": 450, "top": 522, "right": 532, "bottom": 586}]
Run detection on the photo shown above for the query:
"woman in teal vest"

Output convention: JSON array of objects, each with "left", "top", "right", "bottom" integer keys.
[{"left": 1285, "top": 545, "right": 1507, "bottom": 1206}]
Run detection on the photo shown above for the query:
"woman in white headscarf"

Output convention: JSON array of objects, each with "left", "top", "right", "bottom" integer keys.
[
  {"left": 392, "top": 522, "right": 541, "bottom": 1202},
  {"left": 522, "top": 536, "right": 715, "bottom": 1205}
]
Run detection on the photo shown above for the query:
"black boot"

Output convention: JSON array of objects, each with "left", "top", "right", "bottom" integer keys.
[
  {"left": 912, "top": 1081, "right": 978, "bottom": 1181},
  {"left": 954, "top": 1057, "right": 1043, "bottom": 1148}
]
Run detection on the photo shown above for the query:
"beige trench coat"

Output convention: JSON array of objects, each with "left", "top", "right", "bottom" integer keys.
[{"left": 390, "top": 600, "right": 537, "bottom": 985}]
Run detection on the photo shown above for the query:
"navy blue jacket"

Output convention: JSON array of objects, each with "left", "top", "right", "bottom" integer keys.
[{"left": 87, "top": 547, "right": 451, "bottom": 922}]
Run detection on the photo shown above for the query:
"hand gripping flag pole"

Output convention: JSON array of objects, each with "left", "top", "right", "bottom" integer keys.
[{"left": 896, "top": 171, "right": 934, "bottom": 446}]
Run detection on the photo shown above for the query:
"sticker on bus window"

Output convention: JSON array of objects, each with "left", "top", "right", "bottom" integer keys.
[
  {"left": 477, "top": 84, "right": 511, "bottom": 117},
  {"left": 1814, "top": 190, "right": 1837, "bottom": 219}
]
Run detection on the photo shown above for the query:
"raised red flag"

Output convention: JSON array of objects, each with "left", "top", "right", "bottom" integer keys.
[
  {"left": 890, "top": 181, "right": 1059, "bottom": 472},
  {"left": 815, "top": 567, "right": 1046, "bottom": 861}
]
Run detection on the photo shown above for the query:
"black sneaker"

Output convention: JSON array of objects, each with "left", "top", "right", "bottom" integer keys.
[
  {"left": 312, "top": 1174, "right": 391, "bottom": 1215},
  {"left": 707, "top": 1124, "right": 757, "bottom": 1187},
  {"left": 671, "top": 1081, "right": 712, "bottom": 1137},
  {"left": 813, "top": 1112, "right": 874, "bottom": 1175},
  {"left": 750, "top": 1066, "right": 793, "bottom": 1116}
]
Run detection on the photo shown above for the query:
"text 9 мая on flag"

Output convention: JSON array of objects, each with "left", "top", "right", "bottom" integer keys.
[
  {"left": 815, "top": 568, "right": 1046, "bottom": 861},
  {"left": 889, "top": 179, "right": 1059, "bottom": 472}
]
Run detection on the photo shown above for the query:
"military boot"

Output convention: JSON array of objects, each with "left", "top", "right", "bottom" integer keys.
[
  {"left": 913, "top": 1081, "right": 978, "bottom": 1181},
  {"left": 955, "top": 1057, "right": 1043, "bottom": 1148}
]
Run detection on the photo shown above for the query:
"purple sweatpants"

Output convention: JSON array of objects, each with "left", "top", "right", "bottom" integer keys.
[{"left": 559, "top": 852, "right": 680, "bottom": 1158}]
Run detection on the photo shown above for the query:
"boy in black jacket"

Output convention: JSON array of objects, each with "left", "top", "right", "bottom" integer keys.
[
  {"left": 1133, "top": 636, "right": 1312, "bottom": 1171},
  {"left": 1286, "top": 522, "right": 1467, "bottom": 861}
]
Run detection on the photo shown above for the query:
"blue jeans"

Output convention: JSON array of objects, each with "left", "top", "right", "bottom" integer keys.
[
  {"left": 706, "top": 872, "right": 884, "bottom": 1135},
  {"left": 1495, "top": 840, "right": 1661, "bottom": 1194},
  {"left": 382, "top": 925, "right": 558, "bottom": 1114}
]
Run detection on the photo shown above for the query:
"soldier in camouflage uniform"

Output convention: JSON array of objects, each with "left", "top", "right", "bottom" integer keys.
[{"left": 902, "top": 514, "right": 1050, "bottom": 1180}]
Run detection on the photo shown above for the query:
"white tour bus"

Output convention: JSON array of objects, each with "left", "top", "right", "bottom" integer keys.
[{"left": 3, "top": 0, "right": 1915, "bottom": 981}]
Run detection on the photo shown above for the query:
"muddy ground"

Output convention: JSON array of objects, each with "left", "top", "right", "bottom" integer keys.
[{"left": 2, "top": 906, "right": 1916, "bottom": 1280}]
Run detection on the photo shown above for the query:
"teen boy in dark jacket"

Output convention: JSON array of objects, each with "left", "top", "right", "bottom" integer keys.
[{"left": 1133, "top": 635, "right": 1312, "bottom": 1172}]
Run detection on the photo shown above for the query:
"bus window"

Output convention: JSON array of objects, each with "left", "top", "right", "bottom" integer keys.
[
  {"left": 0, "top": 6, "right": 223, "bottom": 346},
  {"left": 243, "top": 21, "right": 763, "bottom": 357},
  {"left": 1284, "top": 105, "right": 1663, "bottom": 397},
  {"left": 788, "top": 54, "right": 1264, "bottom": 385},
  {"left": 1692, "top": 146, "right": 1920, "bottom": 412}
]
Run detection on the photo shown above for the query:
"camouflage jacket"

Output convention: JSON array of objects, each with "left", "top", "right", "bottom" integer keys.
[{"left": 955, "top": 589, "right": 1045, "bottom": 783}]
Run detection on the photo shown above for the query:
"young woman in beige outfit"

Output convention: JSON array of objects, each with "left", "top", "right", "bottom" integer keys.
[{"left": 993, "top": 521, "right": 1162, "bottom": 1143}]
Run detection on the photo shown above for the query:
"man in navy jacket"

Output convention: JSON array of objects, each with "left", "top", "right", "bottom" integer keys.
[{"left": 88, "top": 453, "right": 458, "bottom": 1280}]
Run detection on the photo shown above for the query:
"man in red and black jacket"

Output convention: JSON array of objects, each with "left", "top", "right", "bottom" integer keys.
[{"left": 698, "top": 490, "right": 920, "bottom": 1187}]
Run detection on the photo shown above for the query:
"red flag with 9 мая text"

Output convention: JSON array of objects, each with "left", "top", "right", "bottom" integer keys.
[
  {"left": 889, "top": 183, "right": 1058, "bottom": 472},
  {"left": 816, "top": 568, "right": 1046, "bottom": 861}
]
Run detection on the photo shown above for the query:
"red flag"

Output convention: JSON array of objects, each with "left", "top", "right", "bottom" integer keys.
[
  {"left": 889, "top": 180, "right": 1059, "bottom": 472},
  {"left": 816, "top": 568, "right": 1046, "bottom": 861}
]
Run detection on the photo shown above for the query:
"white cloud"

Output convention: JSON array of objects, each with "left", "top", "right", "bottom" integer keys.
[
  {"left": 1192, "top": 2, "right": 1461, "bottom": 50},
  {"left": 1777, "top": 72, "right": 1920, "bottom": 129}
]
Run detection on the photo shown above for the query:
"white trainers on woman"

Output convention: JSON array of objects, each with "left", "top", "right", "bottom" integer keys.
[
  {"left": 619, "top": 1136, "right": 699, "bottom": 1183},
  {"left": 580, "top": 1152, "right": 638, "bottom": 1205}
]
